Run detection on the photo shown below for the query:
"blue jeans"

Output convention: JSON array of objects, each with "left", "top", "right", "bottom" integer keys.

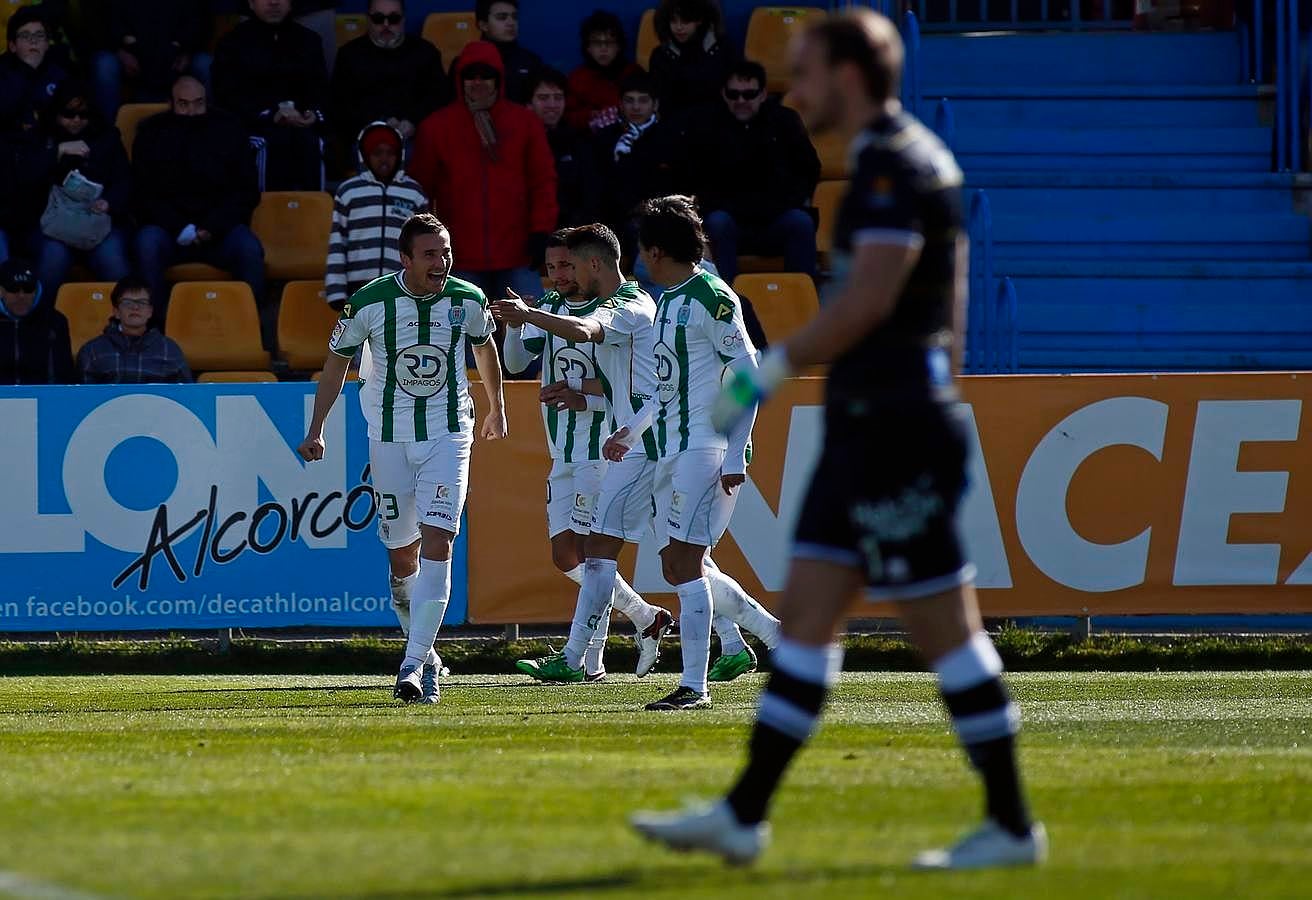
[
  {"left": 704, "top": 208, "right": 818, "bottom": 289},
  {"left": 91, "top": 50, "right": 214, "bottom": 121},
  {"left": 136, "top": 224, "right": 266, "bottom": 321},
  {"left": 453, "top": 267, "right": 544, "bottom": 377},
  {"left": 36, "top": 227, "right": 133, "bottom": 296}
]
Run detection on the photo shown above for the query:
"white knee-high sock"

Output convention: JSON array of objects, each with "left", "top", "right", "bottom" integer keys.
[
  {"left": 706, "top": 565, "right": 781, "bottom": 649},
  {"left": 564, "top": 564, "right": 610, "bottom": 674},
  {"left": 402, "top": 558, "right": 451, "bottom": 669},
  {"left": 563, "top": 558, "right": 617, "bottom": 669},
  {"left": 393, "top": 572, "right": 440, "bottom": 668},
  {"left": 714, "top": 615, "right": 747, "bottom": 656},
  {"left": 676, "top": 577, "right": 714, "bottom": 694},
  {"left": 610, "top": 574, "right": 658, "bottom": 631}
]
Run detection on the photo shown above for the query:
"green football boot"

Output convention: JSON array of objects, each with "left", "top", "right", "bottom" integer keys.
[
  {"left": 707, "top": 645, "right": 759, "bottom": 683},
  {"left": 516, "top": 652, "right": 585, "bottom": 683}
]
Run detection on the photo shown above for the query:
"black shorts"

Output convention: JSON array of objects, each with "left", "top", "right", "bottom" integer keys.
[{"left": 793, "top": 403, "right": 975, "bottom": 598}]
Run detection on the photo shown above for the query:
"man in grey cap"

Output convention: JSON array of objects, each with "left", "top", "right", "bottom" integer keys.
[{"left": 0, "top": 258, "right": 74, "bottom": 384}]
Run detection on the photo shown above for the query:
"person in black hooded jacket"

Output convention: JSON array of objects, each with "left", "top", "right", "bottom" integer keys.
[
  {"left": 648, "top": 0, "right": 735, "bottom": 120},
  {"left": 0, "top": 6, "right": 71, "bottom": 135},
  {"left": 0, "top": 258, "right": 75, "bottom": 384}
]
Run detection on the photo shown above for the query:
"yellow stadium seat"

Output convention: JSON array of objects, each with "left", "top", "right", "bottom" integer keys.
[
  {"left": 165, "top": 262, "right": 231, "bottom": 283},
  {"left": 311, "top": 369, "right": 360, "bottom": 382},
  {"left": 732, "top": 273, "right": 818, "bottom": 343},
  {"left": 56, "top": 282, "right": 116, "bottom": 356},
  {"left": 813, "top": 179, "right": 845, "bottom": 257},
  {"left": 166, "top": 282, "right": 271, "bottom": 372},
  {"left": 278, "top": 280, "right": 339, "bottom": 371},
  {"left": 336, "top": 13, "right": 367, "bottom": 46},
  {"left": 198, "top": 371, "right": 279, "bottom": 383},
  {"left": 744, "top": 7, "right": 826, "bottom": 94},
  {"left": 737, "top": 255, "right": 786, "bottom": 274},
  {"left": 251, "top": 191, "right": 333, "bottom": 281},
  {"left": 422, "top": 12, "right": 478, "bottom": 64},
  {"left": 636, "top": 9, "right": 659, "bottom": 67},
  {"left": 115, "top": 102, "right": 168, "bottom": 160}
]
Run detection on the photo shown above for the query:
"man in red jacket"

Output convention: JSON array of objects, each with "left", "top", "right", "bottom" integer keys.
[{"left": 411, "top": 40, "right": 558, "bottom": 328}]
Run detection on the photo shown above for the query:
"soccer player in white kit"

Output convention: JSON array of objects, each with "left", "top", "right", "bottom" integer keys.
[
  {"left": 502, "top": 229, "right": 673, "bottom": 679},
  {"left": 299, "top": 213, "right": 508, "bottom": 704}
]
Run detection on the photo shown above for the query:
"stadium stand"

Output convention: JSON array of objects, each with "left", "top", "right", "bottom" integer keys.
[
  {"left": 250, "top": 192, "right": 334, "bottom": 281},
  {"left": 165, "top": 282, "right": 271, "bottom": 373},
  {"left": 114, "top": 102, "right": 168, "bottom": 161},
  {"left": 731, "top": 273, "right": 818, "bottom": 343},
  {"left": 55, "top": 282, "right": 116, "bottom": 357},
  {"left": 422, "top": 11, "right": 478, "bottom": 64},
  {"left": 336, "top": 13, "right": 368, "bottom": 47},
  {"left": 744, "top": 6, "right": 826, "bottom": 93},
  {"left": 635, "top": 9, "right": 659, "bottom": 67},
  {"left": 277, "top": 280, "right": 339, "bottom": 371}
]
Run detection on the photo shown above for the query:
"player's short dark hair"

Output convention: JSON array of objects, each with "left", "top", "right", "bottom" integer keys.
[
  {"left": 526, "top": 66, "right": 568, "bottom": 98},
  {"left": 619, "top": 69, "right": 657, "bottom": 100},
  {"left": 399, "top": 213, "right": 448, "bottom": 258},
  {"left": 476, "top": 0, "right": 516, "bottom": 22},
  {"left": 638, "top": 195, "right": 705, "bottom": 265},
  {"left": 110, "top": 275, "right": 152, "bottom": 307},
  {"left": 807, "top": 9, "right": 903, "bottom": 104},
  {"left": 565, "top": 224, "right": 621, "bottom": 263},
  {"left": 725, "top": 60, "right": 767, "bottom": 89},
  {"left": 546, "top": 228, "right": 574, "bottom": 249}
]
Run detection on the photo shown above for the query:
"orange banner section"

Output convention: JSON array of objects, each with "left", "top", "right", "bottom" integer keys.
[{"left": 469, "top": 373, "right": 1312, "bottom": 622}]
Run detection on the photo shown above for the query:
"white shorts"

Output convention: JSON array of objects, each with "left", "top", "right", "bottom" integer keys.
[
  {"left": 593, "top": 452, "right": 656, "bottom": 542},
  {"left": 654, "top": 447, "right": 731, "bottom": 550},
  {"left": 547, "top": 459, "right": 607, "bottom": 538},
  {"left": 369, "top": 433, "right": 472, "bottom": 549}
]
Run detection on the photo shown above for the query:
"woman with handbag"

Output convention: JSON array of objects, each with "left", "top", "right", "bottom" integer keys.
[{"left": 30, "top": 81, "right": 133, "bottom": 296}]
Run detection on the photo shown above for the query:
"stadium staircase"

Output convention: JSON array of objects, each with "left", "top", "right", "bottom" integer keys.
[{"left": 921, "top": 27, "right": 1312, "bottom": 372}]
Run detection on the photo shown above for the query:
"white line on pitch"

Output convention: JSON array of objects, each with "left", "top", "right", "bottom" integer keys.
[{"left": 0, "top": 871, "right": 112, "bottom": 900}]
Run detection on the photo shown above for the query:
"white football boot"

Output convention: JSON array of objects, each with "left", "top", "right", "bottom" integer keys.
[
  {"left": 631, "top": 800, "right": 769, "bottom": 866},
  {"left": 912, "top": 819, "right": 1048, "bottom": 870}
]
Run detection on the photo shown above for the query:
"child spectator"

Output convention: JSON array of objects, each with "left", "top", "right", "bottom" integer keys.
[
  {"left": 325, "top": 122, "right": 429, "bottom": 311},
  {"left": 0, "top": 6, "right": 71, "bottom": 134},
  {"left": 474, "top": 0, "right": 542, "bottom": 105},
  {"left": 77, "top": 275, "right": 192, "bottom": 384},
  {"left": 0, "top": 258, "right": 74, "bottom": 384},
  {"left": 595, "top": 70, "right": 679, "bottom": 232},
  {"left": 566, "top": 10, "right": 640, "bottom": 134},
  {"left": 649, "top": 0, "right": 735, "bottom": 118}
]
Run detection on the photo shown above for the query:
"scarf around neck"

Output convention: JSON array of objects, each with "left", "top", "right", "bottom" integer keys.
[{"left": 614, "top": 114, "right": 657, "bottom": 161}]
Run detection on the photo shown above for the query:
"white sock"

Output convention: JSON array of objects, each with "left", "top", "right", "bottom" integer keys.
[
  {"left": 563, "top": 557, "right": 617, "bottom": 669},
  {"left": 391, "top": 572, "right": 417, "bottom": 635},
  {"left": 707, "top": 565, "right": 781, "bottom": 649},
  {"left": 610, "top": 574, "right": 658, "bottom": 632},
  {"left": 584, "top": 604, "right": 612, "bottom": 675},
  {"left": 402, "top": 558, "right": 451, "bottom": 669},
  {"left": 713, "top": 615, "right": 747, "bottom": 656},
  {"left": 676, "top": 577, "right": 713, "bottom": 694}
]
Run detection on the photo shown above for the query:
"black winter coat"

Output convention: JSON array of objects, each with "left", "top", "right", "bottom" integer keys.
[
  {"left": 690, "top": 100, "right": 820, "bottom": 221},
  {"left": 594, "top": 119, "right": 682, "bottom": 227},
  {"left": 546, "top": 123, "right": 599, "bottom": 228},
  {"left": 0, "top": 298, "right": 75, "bottom": 384},
  {"left": 0, "top": 53, "right": 70, "bottom": 134},
  {"left": 108, "top": 0, "right": 212, "bottom": 92},
  {"left": 212, "top": 17, "right": 328, "bottom": 128},
  {"left": 331, "top": 35, "right": 447, "bottom": 143},
  {"left": 17, "top": 119, "right": 133, "bottom": 227}
]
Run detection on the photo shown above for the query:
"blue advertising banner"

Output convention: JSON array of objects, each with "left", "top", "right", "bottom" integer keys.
[{"left": 0, "top": 384, "right": 468, "bottom": 631}]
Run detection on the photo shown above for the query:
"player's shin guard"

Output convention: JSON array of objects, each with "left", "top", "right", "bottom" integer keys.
[
  {"left": 675, "top": 578, "right": 714, "bottom": 693},
  {"left": 726, "top": 640, "right": 843, "bottom": 825},
  {"left": 584, "top": 603, "right": 612, "bottom": 674},
  {"left": 402, "top": 558, "right": 451, "bottom": 669},
  {"left": 706, "top": 565, "right": 781, "bottom": 649},
  {"left": 934, "top": 631, "right": 1032, "bottom": 837},
  {"left": 563, "top": 558, "right": 618, "bottom": 669},
  {"left": 391, "top": 571, "right": 418, "bottom": 636},
  {"left": 714, "top": 615, "right": 747, "bottom": 656}
]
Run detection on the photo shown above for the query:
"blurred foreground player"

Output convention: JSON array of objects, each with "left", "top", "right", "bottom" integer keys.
[{"left": 631, "top": 9, "right": 1045, "bottom": 868}]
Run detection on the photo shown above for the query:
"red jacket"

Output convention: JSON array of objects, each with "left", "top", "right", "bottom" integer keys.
[
  {"left": 411, "top": 41, "right": 558, "bottom": 272},
  {"left": 565, "top": 63, "right": 641, "bottom": 133}
]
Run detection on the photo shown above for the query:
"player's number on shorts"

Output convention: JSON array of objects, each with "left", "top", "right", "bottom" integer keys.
[{"left": 376, "top": 492, "right": 400, "bottom": 521}]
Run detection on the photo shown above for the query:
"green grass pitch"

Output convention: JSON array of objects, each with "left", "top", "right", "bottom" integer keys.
[{"left": 0, "top": 671, "right": 1309, "bottom": 899}]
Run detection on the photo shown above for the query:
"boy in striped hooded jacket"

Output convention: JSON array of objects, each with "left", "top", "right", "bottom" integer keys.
[{"left": 325, "top": 121, "right": 429, "bottom": 311}]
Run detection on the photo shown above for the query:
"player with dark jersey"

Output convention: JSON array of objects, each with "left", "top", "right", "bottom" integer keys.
[{"left": 631, "top": 9, "right": 1046, "bottom": 869}]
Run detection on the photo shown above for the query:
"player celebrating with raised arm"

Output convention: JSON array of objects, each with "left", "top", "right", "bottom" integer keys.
[
  {"left": 632, "top": 10, "right": 1044, "bottom": 868},
  {"left": 501, "top": 228, "right": 673, "bottom": 680},
  {"left": 493, "top": 224, "right": 677, "bottom": 684},
  {"left": 299, "top": 213, "right": 507, "bottom": 705}
]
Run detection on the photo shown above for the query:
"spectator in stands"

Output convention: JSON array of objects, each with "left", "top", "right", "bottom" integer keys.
[
  {"left": 474, "top": 0, "right": 541, "bottom": 105},
  {"left": 529, "top": 68, "right": 598, "bottom": 228},
  {"left": 0, "top": 132, "right": 20, "bottom": 264},
  {"left": 325, "top": 122, "right": 428, "bottom": 311},
  {"left": 649, "top": 0, "right": 734, "bottom": 119},
  {"left": 595, "top": 70, "right": 679, "bottom": 235},
  {"left": 694, "top": 60, "right": 820, "bottom": 287},
  {"left": 0, "top": 7, "right": 71, "bottom": 134},
  {"left": 133, "top": 76, "right": 265, "bottom": 320},
  {"left": 76, "top": 275, "right": 192, "bottom": 383},
  {"left": 411, "top": 41, "right": 556, "bottom": 306},
  {"left": 0, "top": 258, "right": 74, "bottom": 384},
  {"left": 212, "top": 0, "right": 328, "bottom": 191},
  {"left": 19, "top": 82, "right": 134, "bottom": 298},
  {"left": 566, "top": 10, "right": 640, "bottom": 134},
  {"left": 332, "top": 0, "right": 447, "bottom": 158},
  {"left": 91, "top": 1, "right": 214, "bottom": 121}
]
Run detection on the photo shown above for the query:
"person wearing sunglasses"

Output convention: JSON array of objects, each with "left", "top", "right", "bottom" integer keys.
[
  {"left": 23, "top": 81, "right": 133, "bottom": 299},
  {"left": 76, "top": 275, "right": 192, "bottom": 384},
  {"left": 90, "top": 0, "right": 213, "bottom": 122},
  {"left": 0, "top": 258, "right": 74, "bottom": 385},
  {"left": 331, "top": 0, "right": 448, "bottom": 157},
  {"left": 691, "top": 59, "right": 821, "bottom": 290},
  {"left": 0, "top": 6, "right": 71, "bottom": 135}
]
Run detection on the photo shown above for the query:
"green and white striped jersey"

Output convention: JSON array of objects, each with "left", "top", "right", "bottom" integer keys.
[
  {"left": 652, "top": 267, "right": 757, "bottom": 457},
  {"left": 591, "top": 281, "right": 660, "bottom": 461},
  {"left": 329, "top": 271, "right": 494, "bottom": 442},
  {"left": 522, "top": 291, "right": 609, "bottom": 463}
]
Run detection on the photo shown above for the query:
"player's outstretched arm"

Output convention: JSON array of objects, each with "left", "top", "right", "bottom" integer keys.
[
  {"left": 491, "top": 290, "right": 604, "bottom": 344},
  {"left": 298, "top": 350, "right": 352, "bottom": 461},
  {"left": 501, "top": 324, "right": 538, "bottom": 375},
  {"left": 471, "top": 338, "right": 508, "bottom": 440}
]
